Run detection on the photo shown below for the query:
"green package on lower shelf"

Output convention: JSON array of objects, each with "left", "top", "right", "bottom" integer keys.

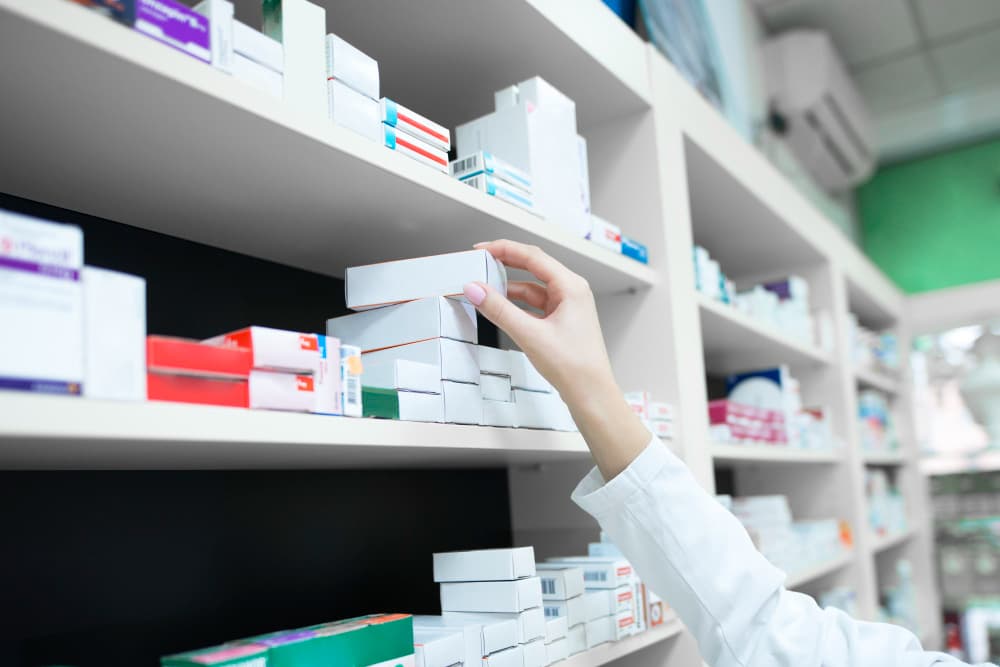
[
  {"left": 161, "top": 642, "right": 268, "bottom": 667},
  {"left": 363, "top": 386, "right": 399, "bottom": 420},
  {"left": 246, "top": 613, "right": 414, "bottom": 667}
]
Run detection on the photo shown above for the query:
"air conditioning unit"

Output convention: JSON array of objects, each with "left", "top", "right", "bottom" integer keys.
[{"left": 764, "top": 30, "right": 875, "bottom": 192}]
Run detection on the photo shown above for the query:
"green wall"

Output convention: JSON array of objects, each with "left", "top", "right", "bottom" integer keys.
[{"left": 858, "top": 137, "right": 1000, "bottom": 294}]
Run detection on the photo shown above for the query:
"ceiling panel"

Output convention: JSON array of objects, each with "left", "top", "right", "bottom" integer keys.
[
  {"left": 853, "top": 54, "right": 940, "bottom": 114},
  {"left": 914, "top": 0, "right": 1000, "bottom": 41},
  {"left": 931, "top": 27, "right": 1000, "bottom": 94}
]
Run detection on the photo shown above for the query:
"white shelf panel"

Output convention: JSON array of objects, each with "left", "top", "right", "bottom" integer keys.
[
  {"left": 0, "top": 0, "right": 657, "bottom": 296},
  {"left": 0, "top": 393, "right": 591, "bottom": 469},
  {"left": 870, "top": 528, "right": 915, "bottom": 555},
  {"left": 785, "top": 552, "right": 853, "bottom": 589},
  {"left": 698, "top": 295, "right": 833, "bottom": 375},
  {"left": 854, "top": 367, "right": 902, "bottom": 395},
  {"left": 862, "top": 451, "right": 906, "bottom": 466},
  {"left": 562, "top": 617, "right": 684, "bottom": 667},
  {"left": 711, "top": 443, "right": 841, "bottom": 465}
]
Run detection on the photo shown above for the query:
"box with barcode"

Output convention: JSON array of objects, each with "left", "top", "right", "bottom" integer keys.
[
  {"left": 439, "top": 577, "right": 542, "bottom": 613},
  {"left": 543, "top": 595, "right": 586, "bottom": 627},
  {"left": 442, "top": 608, "right": 544, "bottom": 644},
  {"left": 382, "top": 98, "right": 450, "bottom": 152},
  {"left": 450, "top": 151, "right": 532, "bottom": 192},
  {"left": 548, "top": 557, "right": 632, "bottom": 589},
  {"left": 583, "top": 585, "right": 634, "bottom": 621},
  {"left": 461, "top": 174, "right": 535, "bottom": 214},
  {"left": 535, "top": 564, "right": 584, "bottom": 601},
  {"left": 433, "top": 547, "right": 535, "bottom": 583}
]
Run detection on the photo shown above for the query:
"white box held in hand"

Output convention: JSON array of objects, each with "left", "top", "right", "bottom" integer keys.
[
  {"left": 325, "top": 33, "right": 379, "bottom": 99},
  {"left": 543, "top": 595, "right": 586, "bottom": 628},
  {"left": 413, "top": 627, "right": 464, "bottom": 667},
  {"left": 362, "top": 338, "right": 479, "bottom": 385},
  {"left": 346, "top": 249, "right": 507, "bottom": 311},
  {"left": 233, "top": 20, "right": 282, "bottom": 72},
  {"left": 440, "top": 577, "right": 542, "bottom": 613},
  {"left": 82, "top": 267, "right": 146, "bottom": 402},
  {"left": 522, "top": 639, "right": 546, "bottom": 667},
  {"left": 382, "top": 98, "right": 450, "bottom": 152},
  {"left": 434, "top": 547, "right": 536, "bottom": 583},
  {"left": 544, "top": 616, "right": 568, "bottom": 643},
  {"left": 362, "top": 359, "right": 441, "bottom": 394},
  {"left": 328, "top": 79, "right": 381, "bottom": 143},
  {"left": 548, "top": 557, "right": 633, "bottom": 589},
  {"left": 443, "top": 380, "right": 484, "bottom": 425},
  {"left": 328, "top": 297, "right": 477, "bottom": 352},
  {"left": 535, "top": 564, "right": 584, "bottom": 601}
]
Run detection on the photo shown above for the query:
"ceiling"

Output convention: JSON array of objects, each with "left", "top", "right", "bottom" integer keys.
[{"left": 756, "top": 0, "right": 1000, "bottom": 162}]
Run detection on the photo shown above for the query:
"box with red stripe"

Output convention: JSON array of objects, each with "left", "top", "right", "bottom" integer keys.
[
  {"left": 381, "top": 98, "right": 450, "bottom": 152},
  {"left": 383, "top": 124, "right": 448, "bottom": 173}
]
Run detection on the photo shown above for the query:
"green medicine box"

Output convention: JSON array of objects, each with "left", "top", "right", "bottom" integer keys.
[
  {"left": 246, "top": 613, "right": 414, "bottom": 667},
  {"left": 161, "top": 643, "right": 268, "bottom": 667}
]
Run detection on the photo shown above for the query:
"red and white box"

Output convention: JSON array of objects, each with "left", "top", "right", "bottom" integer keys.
[
  {"left": 204, "top": 326, "right": 322, "bottom": 373},
  {"left": 146, "top": 336, "right": 252, "bottom": 379},
  {"left": 383, "top": 123, "right": 449, "bottom": 173},
  {"left": 249, "top": 370, "right": 317, "bottom": 412},
  {"left": 588, "top": 215, "right": 621, "bottom": 253},
  {"left": 381, "top": 98, "right": 450, "bottom": 152},
  {"left": 147, "top": 373, "right": 249, "bottom": 407}
]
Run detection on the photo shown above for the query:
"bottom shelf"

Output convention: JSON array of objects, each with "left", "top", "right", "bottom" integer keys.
[{"left": 564, "top": 616, "right": 684, "bottom": 667}]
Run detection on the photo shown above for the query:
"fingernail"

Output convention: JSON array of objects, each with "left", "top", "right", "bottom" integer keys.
[{"left": 463, "top": 282, "right": 487, "bottom": 306}]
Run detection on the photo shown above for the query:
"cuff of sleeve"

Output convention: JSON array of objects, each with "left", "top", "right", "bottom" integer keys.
[{"left": 571, "top": 436, "right": 673, "bottom": 520}]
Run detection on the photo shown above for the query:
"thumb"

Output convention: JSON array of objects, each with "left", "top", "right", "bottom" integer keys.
[{"left": 463, "top": 281, "right": 537, "bottom": 345}]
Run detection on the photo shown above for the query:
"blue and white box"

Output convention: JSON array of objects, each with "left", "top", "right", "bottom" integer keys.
[
  {"left": 451, "top": 151, "right": 532, "bottom": 193},
  {"left": 621, "top": 235, "right": 648, "bottom": 264},
  {"left": 461, "top": 174, "right": 535, "bottom": 214}
]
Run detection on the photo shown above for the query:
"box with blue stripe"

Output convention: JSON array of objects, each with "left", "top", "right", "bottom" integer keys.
[
  {"left": 450, "top": 151, "right": 532, "bottom": 193},
  {"left": 460, "top": 174, "right": 536, "bottom": 215}
]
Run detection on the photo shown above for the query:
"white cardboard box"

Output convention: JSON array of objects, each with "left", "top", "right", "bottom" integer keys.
[
  {"left": 434, "top": 547, "right": 536, "bottom": 583},
  {"left": 413, "top": 627, "right": 465, "bottom": 667},
  {"left": 325, "top": 33, "right": 379, "bottom": 99},
  {"left": 399, "top": 391, "right": 445, "bottom": 423},
  {"left": 232, "top": 52, "right": 282, "bottom": 99},
  {"left": 483, "top": 399, "right": 517, "bottom": 428},
  {"left": 460, "top": 174, "right": 535, "bottom": 214},
  {"left": 522, "top": 639, "right": 546, "bottom": 667},
  {"left": 585, "top": 611, "right": 634, "bottom": 646},
  {"left": 193, "top": 0, "right": 234, "bottom": 73},
  {"left": 547, "top": 557, "right": 633, "bottom": 589},
  {"left": 566, "top": 624, "right": 586, "bottom": 656},
  {"left": 544, "top": 637, "right": 569, "bottom": 666},
  {"left": 480, "top": 373, "right": 512, "bottom": 402},
  {"left": 588, "top": 215, "right": 621, "bottom": 253},
  {"left": 263, "top": 0, "right": 326, "bottom": 118},
  {"left": 444, "top": 380, "right": 484, "bottom": 425},
  {"left": 583, "top": 586, "right": 634, "bottom": 621},
  {"left": 535, "top": 564, "right": 584, "bottom": 601},
  {"left": 508, "top": 351, "right": 551, "bottom": 393},
  {"left": 249, "top": 370, "right": 313, "bottom": 411},
  {"left": 440, "top": 577, "right": 542, "bottom": 613},
  {"left": 481, "top": 645, "right": 522, "bottom": 667},
  {"left": 544, "top": 617, "right": 568, "bottom": 643},
  {"left": 543, "top": 595, "right": 586, "bottom": 628},
  {"left": 450, "top": 151, "right": 532, "bottom": 192},
  {"left": 328, "top": 79, "right": 381, "bottom": 143},
  {"left": 328, "top": 297, "right": 477, "bottom": 352},
  {"left": 82, "top": 267, "right": 146, "bottom": 402},
  {"left": 204, "top": 326, "right": 320, "bottom": 373},
  {"left": 383, "top": 124, "right": 450, "bottom": 173},
  {"left": 479, "top": 346, "right": 512, "bottom": 377},
  {"left": 443, "top": 608, "right": 545, "bottom": 644},
  {"left": 346, "top": 250, "right": 507, "bottom": 311},
  {"left": 361, "top": 359, "right": 441, "bottom": 394},
  {"left": 233, "top": 20, "right": 282, "bottom": 72},
  {"left": 382, "top": 98, "right": 450, "bottom": 152},
  {"left": 362, "top": 338, "right": 479, "bottom": 385},
  {"left": 416, "top": 615, "right": 518, "bottom": 664},
  {"left": 513, "top": 390, "right": 575, "bottom": 431}
]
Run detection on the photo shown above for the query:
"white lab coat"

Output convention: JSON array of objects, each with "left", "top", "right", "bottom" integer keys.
[{"left": 571, "top": 437, "right": 985, "bottom": 667}]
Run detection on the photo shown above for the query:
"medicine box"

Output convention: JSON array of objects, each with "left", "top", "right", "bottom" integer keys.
[
  {"left": 204, "top": 326, "right": 321, "bottom": 373},
  {"left": 382, "top": 99, "right": 450, "bottom": 152},
  {"left": 649, "top": 400, "right": 674, "bottom": 421},
  {"left": 363, "top": 338, "right": 479, "bottom": 386},
  {"left": 583, "top": 586, "right": 634, "bottom": 621},
  {"left": 233, "top": 52, "right": 282, "bottom": 99},
  {"left": 480, "top": 373, "right": 512, "bottom": 402},
  {"left": 413, "top": 627, "right": 464, "bottom": 667},
  {"left": 577, "top": 134, "right": 591, "bottom": 216},
  {"left": 544, "top": 616, "right": 568, "bottom": 643},
  {"left": 262, "top": 0, "right": 326, "bottom": 118},
  {"left": 535, "top": 564, "right": 584, "bottom": 601},
  {"left": 249, "top": 613, "right": 414, "bottom": 667},
  {"left": 480, "top": 645, "right": 522, "bottom": 667},
  {"left": 147, "top": 373, "right": 248, "bottom": 407},
  {"left": 328, "top": 297, "right": 477, "bottom": 353},
  {"left": 444, "top": 380, "right": 484, "bottom": 425},
  {"left": 584, "top": 611, "right": 633, "bottom": 648},
  {"left": 82, "top": 267, "right": 146, "bottom": 401},
  {"left": 361, "top": 359, "right": 441, "bottom": 394},
  {"left": 0, "top": 211, "right": 84, "bottom": 395},
  {"left": 513, "top": 390, "right": 575, "bottom": 431},
  {"left": 450, "top": 151, "right": 532, "bottom": 192},
  {"left": 460, "top": 174, "right": 535, "bottom": 214},
  {"left": 545, "top": 637, "right": 568, "bottom": 665},
  {"left": 478, "top": 346, "right": 512, "bottom": 377},
  {"left": 586, "top": 542, "right": 622, "bottom": 558},
  {"left": 522, "top": 639, "right": 546, "bottom": 667},
  {"left": 434, "top": 546, "right": 536, "bottom": 583},
  {"left": 646, "top": 589, "right": 668, "bottom": 627},
  {"left": 621, "top": 235, "right": 648, "bottom": 264},
  {"left": 326, "top": 33, "right": 379, "bottom": 100},
  {"left": 134, "top": 0, "right": 211, "bottom": 64},
  {"left": 340, "top": 344, "right": 363, "bottom": 417},
  {"left": 193, "top": 0, "right": 234, "bottom": 73},
  {"left": 72, "top": 0, "right": 135, "bottom": 25},
  {"left": 508, "top": 351, "right": 550, "bottom": 393},
  {"left": 384, "top": 124, "right": 449, "bottom": 173},
  {"left": 483, "top": 399, "right": 516, "bottom": 428},
  {"left": 440, "top": 577, "right": 542, "bottom": 613},
  {"left": 548, "top": 557, "right": 633, "bottom": 589},
  {"left": 543, "top": 595, "right": 586, "bottom": 628},
  {"left": 432, "top": 614, "right": 518, "bottom": 657},
  {"left": 328, "top": 79, "right": 382, "bottom": 143},
  {"left": 566, "top": 624, "right": 585, "bottom": 656},
  {"left": 233, "top": 19, "right": 282, "bottom": 72},
  {"left": 161, "top": 642, "right": 269, "bottom": 666},
  {"left": 249, "top": 370, "right": 315, "bottom": 412},
  {"left": 147, "top": 336, "right": 251, "bottom": 378},
  {"left": 361, "top": 387, "right": 444, "bottom": 422},
  {"left": 346, "top": 250, "right": 507, "bottom": 311},
  {"left": 649, "top": 419, "right": 675, "bottom": 439},
  {"left": 588, "top": 215, "right": 621, "bottom": 253}
]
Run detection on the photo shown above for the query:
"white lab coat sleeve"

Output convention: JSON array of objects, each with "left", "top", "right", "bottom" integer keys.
[{"left": 571, "top": 436, "right": 975, "bottom": 667}]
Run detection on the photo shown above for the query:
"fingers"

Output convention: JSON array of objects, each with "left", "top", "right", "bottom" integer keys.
[
  {"left": 463, "top": 281, "right": 538, "bottom": 344},
  {"left": 506, "top": 281, "right": 548, "bottom": 311},
  {"left": 475, "top": 239, "right": 569, "bottom": 285}
]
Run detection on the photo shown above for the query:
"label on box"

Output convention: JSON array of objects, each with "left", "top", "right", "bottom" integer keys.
[
  {"left": 543, "top": 595, "right": 586, "bottom": 628},
  {"left": 134, "top": 0, "right": 211, "bottom": 63},
  {"left": 536, "top": 564, "right": 585, "bottom": 601},
  {"left": 450, "top": 151, "right": 532, "bottom": 191},
  {"left": 340, "top": 344, "right": 363, "bottom": 417},
  {"left": 384, "top": 124, "right": 449, "bottom": 173}
]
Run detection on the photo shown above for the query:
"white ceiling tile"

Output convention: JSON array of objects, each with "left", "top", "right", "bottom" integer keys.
[
  {"left": 760, "top": 0, "right": 920, "bottom": 67},
  {"left": 852, "top": 54, "right": 940, "bottom": 114},
  {"left": 915, "top": 0, "right": 1000, "bottom": 41},
  {"left": 932, "top": 27, "right": 1000, "bottom": 93}
]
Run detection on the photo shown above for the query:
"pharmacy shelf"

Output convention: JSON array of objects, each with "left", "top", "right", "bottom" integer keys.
[
  {"left": 0, "top": 0, "right": 657, "bottom": 296},
  {"left": 562, "top": 617, "right": 684, "bottom": 667},
  {"left": 870, "top": 528, "right": 916, "bottom": 555},
  {"left": 698, "top": 295, "right": 833, "bottom": 375},
  {"left": 862, "top": 450, "right": 907, "bottom": 466},
  {"left": 0, "top": 393, "right": 592, "bottom": 469},
  {"left": 854, "top": 367, "right": 902, "bottom": 395},
  {"left": 710, "top": 443, "right": 842, "bottom": 465},
  {"left": 786, "top": 552, "right": 854, "bottom": 589}
]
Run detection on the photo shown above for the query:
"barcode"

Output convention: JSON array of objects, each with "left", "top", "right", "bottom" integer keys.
[
  {"left": 452, "top": 155, "right": 480, "bottom": 174},
  {"left": 584, "top": 570, "right": 608, "bottom": 582},
  {"left": 541, "top": 578, "right": 556, "bottom": 595},
  {"left": 463, "top": 175, "right": 483, "bottom": 190},
  {"left": 544, "top": 606, "right": 560, "bottom": 618},
  {"left": 345, "top": 377, "right": 360, "bottom": 406}
]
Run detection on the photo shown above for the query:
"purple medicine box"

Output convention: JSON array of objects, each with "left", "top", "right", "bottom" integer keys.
[{"left": 133, "top": 0, "right": 211, "bottom": 64}]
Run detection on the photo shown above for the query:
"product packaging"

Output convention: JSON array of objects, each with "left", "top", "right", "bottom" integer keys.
[
  {"left": 325, "top": 33, "right": 379, "bottom": 99},
  {"left": 232, "top": 52, "right": 282, "bottom": 98},
  {"left": 346, "top": 250, "right": 507, "bottom": 311},
  {"left": 649, "top": 420, "right": 675, "bottom": 439},
  {"left": 434, "top": 547, "right": 535, "bottom": 583},
  {"left": 508, "top": 351, "right": 551, "bottom": 393},
  {"left": 577, "top": 134, "right": 591, "bottom": 216},
  {"left": 440, "top": 577, "right": 543, "bottom": 614},
  {"left": 545, "top": 637, "right": 569, "bottom": 665},
  {"left": 204, "top": 326, "right": 320, "bottom": 373},
  {"left": 233, "top": 19, "right": 283, "bottom": 72},
  {"left": 478, "top": 346, "right": 512, "bottom": 377},
  {"left": 161, "top": 642, "right": 268, "bottom": 666},
  {"left": 147, "top": 336, "right": 251, "bottom": 378},
  {"left": 362, "top": 387, "right": 444, "bottom": 422},
  {"left": 480, "top": 645, "right": 523, "bottom": 667},
  {"left": 134, "top": 0, "right": 211, "bottom": 63},
  {"left": 648, "top": 400, "right": 674, "bottom": 421},
  {"left": 450, "top": 151, "right": 532, "bottom": 192},
  {"left": 146, "top": 373, "right": 248, "bottom": 407},
  {"left": 566, "top": 623, "right": 586, "bottom": 656},
  {"left": 544, "top": 616, "right": 568, "bottom": 643},
  {"left": 588, "top": 215, "right": 621, "bottom": 253},
  {"left": 444, "top": 608, "right": 545, "bottom": 645},
  {"left": 646, "top": 588, "right": 668, "bottom": 627},
  {"left": 340, "top": 344, "right": 363, "bottom": 417},
  {"left": 262, "top": 0, "right": 326, "bottom": 118},
  {"left": 548, "top": 557, "right": 633, "bottom": 589},
  {"left": 362, "top": 338, "right": 479, "bottom": 386},
  {"left": 81, "top": 267, "right": 146, "bottom": 401},
  {"left": 193, "top": 0, "right": 234, "bottom": 73},
  {"left": 328, "top": 297, "right": 477, "bottom": 352},
  {"left": 543, "top": 595, "right": 586, "bottom": 628},
  {"left": 587, "top": 610, "right": 634, "bottom": 646},
  {"left": 382, "top": 99, "right": 450, "bottom": 152},
  {"left": 522, "top": 638, "right": 546, "bottom": 667},
  {"left": 0, "top": 211, "right": 84, "bottom": 395},
  {"left": 621, "top": 235, "right": 648, "bottom": 264},
  {"left": 583, "top": 586, "right": 634, "bottom": 621},
  {"left": 72, "top": 0, "right": 135, "bottom": 25},
  {"left": 513, "top": 390, "right": 575, "bottom": 431},
  {"left": 361, "top": 359, "right": 441, "bottom": 394},
  {"left": 249, "top": 370, "right": 315, "bottom": 412},
  {"left": 460, "top": 174, "right": 535, "bottom": 214},
  {"left": 383, "top": 124, "right": 449, "bottom": 173},
  {"left": 444, "top": 380, "right": 484, "bottom": 425},
  {"left": 248, "top": 613, "right": 414, "bottom": 667},
  {"left": 328, "top": 79, "right": 382, "bottom": 143},
  {"left": 482, "top": 399, "right": 517, "bottom": 428},
  {"left": 535, "top": 564, "right": 584, "bottom": 601},
  {"left": 480, "top": 374, "right": 512, "bottom": 402},
  {"left": 413, "top": 627, "right": 464, "bottom": 667},
  {"left": 428, "top": 614, "right": 519, "bottom": 658}
]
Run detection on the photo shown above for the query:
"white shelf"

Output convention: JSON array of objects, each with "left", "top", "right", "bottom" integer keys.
[
  {"left": 854, "top": 367, "right": 902, "bottom": 395},
  {"left": 562, "top": 617, "right": 684, "bottom": 667},
  {"left": 786, "top": 552, "right": 854, "bottom": 589},
  {"left": 862, "top": 450, "right": 906, "bottom": 466},
  {"left": 711, "top": 443, "right": 841, "bottom": 465},
  {"left": 698, "top": 295, "right": 833, "bottom": 374},
  {"left": 0, "top": 0, "right": 657, "bottom": 296},
  {"left": 0, "top": 393, "right": 591, "bottom": 469},
  {"left": 870, "top": 528, "right": 915, "bottom": 555}
]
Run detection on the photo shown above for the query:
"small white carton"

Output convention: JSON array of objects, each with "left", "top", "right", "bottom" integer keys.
[
  {"left": 480, "top": 373, "right": 512, "bottom": 402},
  {"left": 450, "top": 151, "right": 532, "bottom": 192},
  {"left": 399, "top": 391, "right": 445, "bottom": 423},
  {"left": 545, "top": 637, "right": 568, "bottom": 666},
  {"left": 362, "top": 338, "right": 479, "bottom": 385},
  {"left": 585, "top": 611, "right": 634, "bottom": 646},
  {"left": 544, "top": 617, "right": 568, "bottom": 643},
  {"left": 566, "top": 624, "right": 585, "bottom": 656},
  {"left": 232, "top": 52, "right": 282, "bottom": 99},
  {"left": 444, "top": 380, "right": 484, "bottom": 425},
  {"left": 588, "top": 215, "right": 621, "bottom": 253},
  {"left": 328, "top": 79, "right": 381, "bottom": 143},
  {"left": 328, "top": 297, "right": 477, "bottom": 352},
  {"left": 248, "top": 369, "right": 315, "bottom": 411},
  {"left": 193, "top": 0, "right": 234, "bottom": 73},
  {"left": 416, "top": 614, "right": 518, "bottom": 663},
  {"left": 522, "top": 639, "right": 546, "bottom": 667},
  {"left": 262, "top": 0, "right": 326, "bottom": 118},
  {"left": 325, "top": 33, "right": 379, "bottom": 99},
  {"left": 434, "top": 546, "right": 536, "bottom": 583},
  {"left": 483, "top": 399, "right": 517, "bottom": 428},
  {"left": 413, "top": 627, "right": 464, "bottom": 667},
  {"left": 443, "top": 608, "right": 544, "bottom": 644},
  {"left": 583, "top": 586, "right": 633, "bottom": 621},
  {"left": 82, "top": 267, "right": 146, "bottom": 401},
  {"left": 547, "top": 557, "right": 633, "bottom": 589},
  {"left": 460, "top": 174, "right": 535, "bottom": 214},
  {"left": 382, "top": 98, "right": 450, "bottom": 152},
  {"left": 514, "top": 390, "right": 575, "bottom": 432},
  {"left": 346, "top": 249, "right": 507, "bottom": 311},
  {"left": 384, "top": 124, "right": 450, "bottom": 173},
  {"left": 478, "top": 346, "right": 512, "bottom": 377},
  {"left": 439, "top": 577, "right": 543, "bottom": 613},
  {"left": 481, "top": 645, "right": 523, "bottom": 667},
  {"left": 340, "top": 344, "right": 363, "bottom": 417},
  {"left": 543, "top": 595, "right": 586, "bottom": 628},
  {"left": 508, "top": 351, "right": 551, "bottom": 392},
  {"left": 362, "top": 359, "right": 441, "bottom": 394},
  {"left": 535, "top": 564, "right": 584, "bottom": 601},
  {"left": 233, "top": 20, "right": 283, "bottom": 72}
]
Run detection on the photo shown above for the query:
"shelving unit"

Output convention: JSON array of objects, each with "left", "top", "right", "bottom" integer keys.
[
  {"left": 0, "top": 0, "right": 941, "bottom": 662},
  {"left": 870, "top": 528, "right": 916, "bottom": 554}
]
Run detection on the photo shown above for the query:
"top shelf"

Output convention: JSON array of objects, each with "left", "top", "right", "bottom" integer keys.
[{"left": 0, "top": 0, "right": 657, "bottom": 295}]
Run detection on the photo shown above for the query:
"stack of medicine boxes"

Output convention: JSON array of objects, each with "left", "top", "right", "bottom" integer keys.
[
  {"left": 435, "top": 548, "right": 546, "bottom": 667},
  {"left": 193, "top": 0, "right": 284, "bottom": 100},
  {"left": 450, "top": 151, "right": 535, "bottom": 214},
  {"left": 625, "top": 392, "right": 676, "bottom": 442},
  {"left": 586, "top": 535, "right": 670, "bottom": 631},
  {"left": 412, "top": 614, "right": 520, "bottom": 667},
  {"left": 381, "top": 97, "right": 452, "bottom": 174},
  {"left": 326, "top": 32, "right": 382, "bottom": 143},
  {"left": 548, "top": 555, "right": 639, "bottom": 648},
  {"left": 535, "top": 563, "right": 585, "bottom": 660},
  {"left": 511, "top": 352, "right": 576, "bottom": 431}
]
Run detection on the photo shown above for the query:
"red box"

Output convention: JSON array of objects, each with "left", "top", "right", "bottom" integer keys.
[
  {"left": 147, "top": 336, "right": 252, "bottom": 379},
  {"left": 147, "top": 373, "right": 249, "bottom": 407}
]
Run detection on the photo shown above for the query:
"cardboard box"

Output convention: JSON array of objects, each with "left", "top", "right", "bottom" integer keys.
[
  {"left": 513, "top": 390, "right": 575, "bottom": 431},
  {"left": 134, "top": 0, "right": 211, "bottom": 63},
  {"left": 588, "top": 215, "right": 621, "bottom": 253},
  {"left": 363, "top": 338, "right": 479, "bottom": 386},
  {"left": 0, "top": 211, "right": 84, "bottom": 395},
  {"left": 147, "top": 373, "right": 248, "bottom": 407},
  {"left": 384, "top": 124, "right": 449, "bottom": 173},
  {"left": 444, "top": 380, "right": 483, "bottom": 425},
  {"left": 147, "top": 336, "right": 251, "bottom": 378},
  {"left": 249, "top": 613, "right": 414, "bottom": 667},
  {"left": 262, "top": 0, "right": 326, "bottom": 118},
  {"left": 450, "top": 151, "right": 532, "bottom": 192},
  {"left": 161, "top": 642, "right": 268, "bottom": 666},
  {"left": 522, "top": 639, "right": 546, "bottom": 667},
  {"left": 583, "top": 586, "right": 633, "bottom": 621},
  {"left": 82, "top": 267, "right": 146, "bottom": 401},
  {"left": 71, "top": 0, "right": 135, "bottom": 25},
  {"left": 544, "top": 616, "right": 568, "bottom": 643},
  {"left": 481, "top": 645, "right": 522, "bottom": 667},
  {"left": 193, "top": 0, "right": 234, "bottom": 73},
  {"left": 548, "top": 557, "right": 633, "bottom": 589},
  {"left": 508, "top": 351, "right": 550, "bottom": 393},
  {"left": 249, "top": 370, "right": 315, "bottom": 412},
  {"left": 382, "top": 98, "right": 450, "bottom": 152},
  {"left": 480, "top": 373, "right": 512, "bottom": 402},
  {"left": 478, "top": 346, "right": 512, "bottom": 377},
  {"left": 361, "top": 359, "right": 441, "bottom": 394},
  {"left": 434, "top": 547, "right": 535, "bottom": 583},
  {"left": 535, "top": 564, "right": 584, "bottom": 601},
  {"left": 440, "top": 577, "right": 542, "bottom": 613},
  {"left": 361, "top": 387, "right": 443, "bottom": 422},
  {"left": 232, "top": 52, "right": 282, "bottom": 99},
  {"left": 460, "top": 174, "right": 535, "bottom": 214},
  {"left": 414, "top": 615, "right": 518, "bottom": 666},
  {"left": 566, "top": 624, "right": 585, "bottom": 656},
  {"left": 340, "top": 344, "right": 363, "bottom": 417},
  {"left": 204, "top": 326, "right": 321, "bottom": 373},
  {"left": 233, "top": 19, "right": 282, "bottom": 72},
  {"left": 483, "top": 399, "right": 516, "bottom": 428},
  {"left": 585, "top": 611, "right": 634, "bottom": 646},
  {"left": 328, "top": 297, "right": 477, "bottom": 353},
  {"left": 646, "top": 588, "right": 668, "bottom": 627},
  {"left": 442, "top": 608, "right": 544, "bottom": 645},
  {"left": 544, "top": 637, "right": 568, "bottom": 666},
  {"left": 328, "top": 79, "right": 382, "bottom": 143},
  {"left": 413, "top": 627, "right": 464, "bottom": 667},
  {"left": 326, "top": 33, "right": 379, "bottom": 99},
  {"left": 621, "top": 236, "right": 648, "bottom": 264},
  {"left": 543, "top": 595, "right": 586, "bottom": 628},
  {"left": 586, "top": 542, "right": 622, "bottom": 558}
]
